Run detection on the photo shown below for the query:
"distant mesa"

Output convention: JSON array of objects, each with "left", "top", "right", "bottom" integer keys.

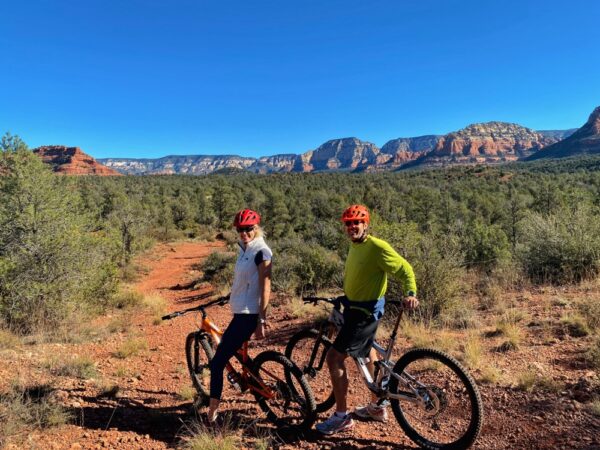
[
  {"left": 527, "top": 106, "right": 600, "bottom": 160},
  {"left": 34, "top": 145, "right": 121, "bottom": 176}
]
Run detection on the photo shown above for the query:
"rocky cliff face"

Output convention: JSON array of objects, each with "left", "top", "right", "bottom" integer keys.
[
  {"left": 527, "top": 106, "right": 600, "bottom": 160},
  {"left": 34, "top": 146, "right": 121, "bottom": 175},
  {"left": 249, "top": 154, "right": 298, "bottom": 173},
  {"left": 99, "top": 155, "right": 256, "bottom": 175},
  {"left": 380, "top": 135, "right": 442, "bottom": 154},
  {"left": 303, "top": 138, "right": 381, "bottom": 171},
  {"left": 418, "top": 122, "right": 561, "bottom": 166},
  {"left": 93, "top": 122, "right": 576, "bottom": 175}
]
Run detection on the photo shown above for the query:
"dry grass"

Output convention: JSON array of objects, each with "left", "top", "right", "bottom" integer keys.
[
  {"left": 107, "top": 315, "right": 131, "bottom": 334},
  {"left": 0, "top": 328, "right": 21, "bottom": 350},
  {"left": 143, "top": 294, "right": 168, "bottom": 325},
  {"left": 114, "top": 337, "right": 148, "bottom": 359},
  {"left": 460, "top": 334, "right": 483, "bottom": 370},
  {"left": 0, "top": 382, "right": 71, "bottom": 445},
  {"left": 478, "top": 365, "right": 502, "bottom": 385},
  {"left": 492, "top": 309, "right": 525, "bottom": 351},
  {"left": 179, "top": 414, "right": 241, "bottom": 450},
  {"left": 515, "top": 368, "right": 537, "bottom": 392},
  {"left": 560, "top": 313, "right": 590, "bottom": 337},
  {"left": 96, "top": 381, "right": 121, "bottom": 399},
  {"left": 109, "top": 289, "right": 144, "bottom": 309},
  {"left": 576, "top": 296, "right": 600, "bottom": 332},
  {"left": 588, "top": 399, "right": 600, "bottom": 417},
  {"left": 587, "top": 336, "right": 600, "bottom": 370},
  {"left": 178, "top": 385, "right": 197, "bottom": 401},
  {"left": 286, "top": 297, "right": 327, "bottom": 321},
  {"left": 514, "top": 367, "right": 562, "bottom": 393},
  {"left": 441, "top": 300, "right": 480, "bottom": 329},
  {"left": 44, "top": 355, "right": 98, "bottom": 379}
]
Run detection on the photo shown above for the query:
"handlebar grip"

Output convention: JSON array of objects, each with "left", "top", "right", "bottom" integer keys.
[{"left": 161, "top": 313, "right": 177, "bottom": 320}]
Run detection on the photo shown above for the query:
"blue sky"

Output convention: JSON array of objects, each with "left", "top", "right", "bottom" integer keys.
[{"left": 1, "top": 0, "right": 599, "bottom": 158}]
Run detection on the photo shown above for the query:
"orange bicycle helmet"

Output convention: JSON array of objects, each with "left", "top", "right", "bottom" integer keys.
[
  {"left": 233, "top": 209, "right": 261, "bottom": 227},
  {"left": 341, "top": 204, "right": 370, "bottom": 224}
]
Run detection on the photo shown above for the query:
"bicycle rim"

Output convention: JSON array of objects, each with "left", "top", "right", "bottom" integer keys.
[
  {"left": 185, "top": 333, "right": 214, "bottom": 402},
  {"left": 284, "top": 328, "right": 335, "bottom": 413},
  {"left": 389, "top": 348, "right": 483, "bottom": 450},
  {"left": 252, "top": 350, "right": 316, "bottom": 431}
]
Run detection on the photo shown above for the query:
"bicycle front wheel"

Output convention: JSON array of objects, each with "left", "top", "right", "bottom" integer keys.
[
  {"left": 284, "top": 327, "right": 335, "bottom": 413},
  {"left": 389, "top": 348, "right": 483, "bottom": 450},
  {"left": 251, "top": 350, "right": 317, "bottom": 431},
  {"left": 185, "top": 332, "right": 214, "bottom": 404}
]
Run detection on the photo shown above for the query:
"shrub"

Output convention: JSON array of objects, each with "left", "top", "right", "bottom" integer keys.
[
  {"left": 462, "top": 221, "right": 512, "bottom": 273},
  {"left": 271, "top": 238, "right": 343, "bottom": 295},
  {"left": 200, "top": 252, "right": 236, "bottom": 291},
  {"left": 375, "top": 221, "right": 465, "bottom": 322},
  {"left": 519, "top": 205, "right": 600, "bottom": 284}
]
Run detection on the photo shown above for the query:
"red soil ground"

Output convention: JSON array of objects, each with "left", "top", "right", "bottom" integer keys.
[{"left": 2, "top": 240, "right": 599, "bottom": 449}]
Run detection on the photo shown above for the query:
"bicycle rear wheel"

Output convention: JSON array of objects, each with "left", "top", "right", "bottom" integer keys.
[
  {"left": 285, "top": 327, "right": 335, "bottom": 413},
  {"left": 389, "top": 348, "right": 483, "bottom": 450},
  {"left": 185, "top": 332, "right": 214, "bottom": 405},
  {"left": 251, "top": 350, "right": 317, "bottom": 431}
]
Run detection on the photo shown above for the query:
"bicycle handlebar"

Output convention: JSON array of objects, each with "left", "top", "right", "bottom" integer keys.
[
  {"left": 161, "top": 294, "right": 230, "bottom": 321},
  {"left": 301, "top": 295, "right": 405, "bottom": 308}
]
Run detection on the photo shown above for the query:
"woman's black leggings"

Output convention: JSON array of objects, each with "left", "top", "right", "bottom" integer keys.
[{"left": 209, "top": 313, "right": 258, "bottom": 400}]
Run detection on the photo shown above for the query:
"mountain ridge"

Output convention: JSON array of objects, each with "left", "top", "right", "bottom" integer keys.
[{"left": 36, "top": 108, "right": 598, "bottom": 175}]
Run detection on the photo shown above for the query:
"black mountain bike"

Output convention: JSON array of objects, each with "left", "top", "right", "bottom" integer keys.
[{"left": 285, "top": 296, "right": 483, "bottom": 449}]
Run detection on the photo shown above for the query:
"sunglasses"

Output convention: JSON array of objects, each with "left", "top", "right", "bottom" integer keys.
[
  {"left": 344, "top": 220, "right": 364, "bottom": 226},
  {"left": 236, "top": 226, "right": 255, "bottom": 233}
]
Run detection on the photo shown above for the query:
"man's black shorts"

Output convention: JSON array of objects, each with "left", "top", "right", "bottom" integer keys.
[{"left": 332, "top": 308, "right": 379, "bottom": 358}]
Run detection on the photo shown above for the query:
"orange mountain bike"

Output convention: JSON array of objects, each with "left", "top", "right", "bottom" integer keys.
[{"left": 162, "top": 295, "right": 316, "bottom": 431}]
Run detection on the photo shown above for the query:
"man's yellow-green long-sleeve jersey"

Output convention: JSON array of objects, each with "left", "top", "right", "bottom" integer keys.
[{"left": 344, "top": 235, "right": 417, "bottom": 302}]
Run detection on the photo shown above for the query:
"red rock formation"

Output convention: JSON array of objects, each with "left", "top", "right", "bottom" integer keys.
[
  {"left": 33, "top": 146, "right": 121, "bottom": 176},
  {"left": 528, "top": 106, "right": 600, "bottom": 160},
  {"left": 420, "top": 122, "right": 561, "bottom": 166}
]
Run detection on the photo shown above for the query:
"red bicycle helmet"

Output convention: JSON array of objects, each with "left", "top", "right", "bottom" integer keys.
[
  {"left": 233, "top": 209, "right": 261, "bottom": 227},
  {"left": 341, "top": 204, "right": 370, "bottom": 224}
]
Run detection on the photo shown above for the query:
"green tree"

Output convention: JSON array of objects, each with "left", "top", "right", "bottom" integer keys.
[{"left": 0, "top": 134, "right": 117, "bottom": 332}]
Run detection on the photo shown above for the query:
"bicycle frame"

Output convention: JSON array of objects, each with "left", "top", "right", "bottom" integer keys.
[
  {"left": 304, "top": 297, "right": 431, "bottom": 405},
  {"left": 168, "top": 298, "right": 282, "bottom": 401}
]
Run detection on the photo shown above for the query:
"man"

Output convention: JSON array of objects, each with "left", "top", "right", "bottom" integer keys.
[{"left": 315, "top": 204, "right": 419, "bottom": 435}]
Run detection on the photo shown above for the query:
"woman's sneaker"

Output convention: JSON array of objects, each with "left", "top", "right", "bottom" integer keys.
[
  {"left": 315, "top": 413, "right": 355, "bottom": 435},
  {"left": 354, "top": 403, "right": 389, "bottom": 422}
]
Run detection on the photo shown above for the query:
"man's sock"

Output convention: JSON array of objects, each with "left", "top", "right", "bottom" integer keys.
[{"left": 334, "top": 410, "right": 348, "bottom": 418}]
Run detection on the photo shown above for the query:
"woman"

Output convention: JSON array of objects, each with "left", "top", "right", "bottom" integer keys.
[{"left": 207, "top": 208, "right": 272, "bottom": 423}]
